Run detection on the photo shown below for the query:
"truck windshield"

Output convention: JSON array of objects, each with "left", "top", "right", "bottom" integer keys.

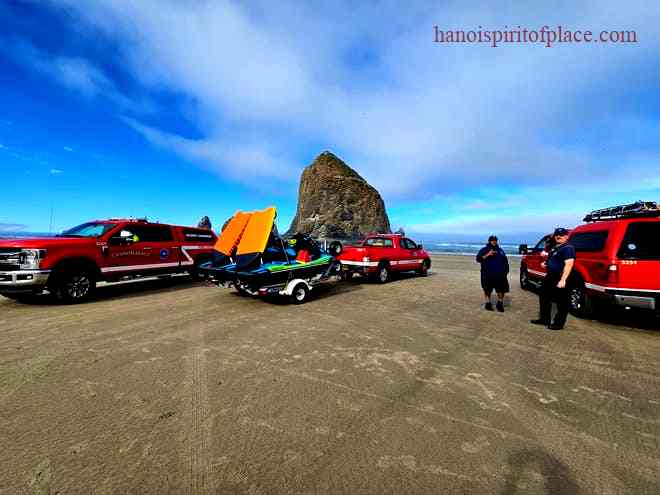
[{"left": 59, "top": 222, "right": 117, "bottom": 238}]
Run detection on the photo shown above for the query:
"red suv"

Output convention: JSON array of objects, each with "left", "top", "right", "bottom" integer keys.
[
  {"left": 0, "top": 219, "right": 216, "bottom": 303},
  {"left": 519, "top": 202, "right": 660, "bottom": 317}
]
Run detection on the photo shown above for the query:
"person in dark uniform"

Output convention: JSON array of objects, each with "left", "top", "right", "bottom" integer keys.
[
  {"left": 531, "top": 228, "right": 575, "bottom": 330},
  {"left": 476, "top": 235, "right": 509, "bottom": 312}
]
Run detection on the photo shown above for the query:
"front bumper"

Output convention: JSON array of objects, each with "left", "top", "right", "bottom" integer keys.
[{"left": 0, "top": 270, "right": 51, "bottom": 293}]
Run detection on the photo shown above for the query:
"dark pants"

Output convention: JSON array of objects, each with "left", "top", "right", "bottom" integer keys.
[{"left": 539, "top": 273, "right": 569, "bottom": 327}]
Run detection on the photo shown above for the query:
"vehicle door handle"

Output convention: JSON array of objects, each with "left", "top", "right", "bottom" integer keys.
[{"left": 143, "top": 247, "right": 153, "bottom": 250}]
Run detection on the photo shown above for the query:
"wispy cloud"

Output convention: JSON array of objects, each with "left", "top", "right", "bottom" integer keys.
[
  {"left": 63, "top": 146, "right": 74, "bottom": 152},
  {"left": 49, "top": 168, "right": 63, "bottom": 175},
  {"left": 0, "top": 223, "right": 27, "bottom": 232}
]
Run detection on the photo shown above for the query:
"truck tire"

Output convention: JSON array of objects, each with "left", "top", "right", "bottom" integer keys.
[
  {"left": 52, "top": 265, "right": 96, "bottom": 304},
  {"left": 418, "top": 259, "right": 430, "bottom": 277},
  {"left": 290, "top": 283, "right": 309, "bottom": 304},
  {"left": 568, "top": 277, "right": 595, "bottom": 318},
  {"left": 520, "top": 266, "right": 531, "bottom": 290},
  {"left": 375, "top": 262, "right": 390, "bottom": 284}
]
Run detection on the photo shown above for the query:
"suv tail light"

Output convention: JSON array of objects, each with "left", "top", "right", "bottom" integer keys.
[{"left": 606, "top": 263, "right": 619, "bottom": 284}]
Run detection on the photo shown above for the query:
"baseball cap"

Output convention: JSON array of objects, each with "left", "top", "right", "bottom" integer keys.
[
  {"left": 488, "top": 235, "right": 498, "bottom": 241},
  {"left": 553, "top": 228, "right": 569, "bottom": 236}
]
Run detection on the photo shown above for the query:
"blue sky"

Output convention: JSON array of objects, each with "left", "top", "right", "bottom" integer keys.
[{"left": 1, "top": 1, "right": 660, "bottom": 240}]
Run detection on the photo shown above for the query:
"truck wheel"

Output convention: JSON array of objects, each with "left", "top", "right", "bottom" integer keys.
[
  {"left": 568, "top": 278, "right": 595, "bottom": 318},
  {"left": 376, "top": 262, "right": 390, "bottom": 284},
  {"left": 340, "top": 270, "right": 354, "bottom": 281},
  {"left": 291, "top": 283, "right": 309, "bottom": 304},
  {"left": 520, "top": 266, "right": 531, "bottom": 290},
  {"left": 418, "top": 259, "right": 430, "bottom": 277},
  {"left": 53, "top": 266, "right": 96, "bottom": 303}
]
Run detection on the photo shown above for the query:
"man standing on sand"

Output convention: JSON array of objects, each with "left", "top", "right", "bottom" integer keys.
[
  {"left": 476, "top": 235, "right": 509, "bottom": 312},
  {"left": 531, "top": 228, "right": 575, "bottom": 330}
]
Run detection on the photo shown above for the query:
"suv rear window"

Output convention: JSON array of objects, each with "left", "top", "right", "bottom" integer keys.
[
  {"left": 570, "top": 231, "right": 608, "bottom": 252},
  {"left": 182, "top": 228, "right": 216, "bottom": 243},
  {"left": 365, "top": 238, "right": 393, "bottom": 247},
  {"left": 618, "top": 222, "right": 660, "bottom": 260}
]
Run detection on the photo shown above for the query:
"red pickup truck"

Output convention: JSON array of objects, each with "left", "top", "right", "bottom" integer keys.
[
  {"left": 335, "top": 233, "right": 431, "bottom": 283},
  {"left": 0, "top": 219, "right": 216, "bottom": 303},
  {"left": 519, "top": 201, "right": 660, "bottom": 317}
]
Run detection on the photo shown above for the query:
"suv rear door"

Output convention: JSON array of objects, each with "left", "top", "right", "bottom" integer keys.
[
  {"left": 104, "top": 224, "right": 180, "bottom": 275},
  {"left": 615, "top": 220, "right": 660, "bottom": 291}
]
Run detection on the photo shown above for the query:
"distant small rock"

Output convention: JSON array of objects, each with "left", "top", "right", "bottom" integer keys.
[{"left": 197, "top": 216, "right": 212, "bottom": 230}]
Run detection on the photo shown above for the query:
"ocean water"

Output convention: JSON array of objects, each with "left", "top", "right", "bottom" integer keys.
[
  {"left": 424, "top": 241, "right": 521, "bottom": 257},
  {"left": 0, "top": 232, "right": 522, "bottom": 257}
]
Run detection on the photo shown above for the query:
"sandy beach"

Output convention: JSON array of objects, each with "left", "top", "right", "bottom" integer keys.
[{"left": 1, "top": 254, "right": 659, "bottom": 494}]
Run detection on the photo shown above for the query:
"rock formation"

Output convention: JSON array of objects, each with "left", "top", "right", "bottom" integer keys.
[
  {"left": 197, "top": 216, "right": 212, "bottom": 230},
  {"left": 286, "top": 151, "right": 391, "bottom": 239}
]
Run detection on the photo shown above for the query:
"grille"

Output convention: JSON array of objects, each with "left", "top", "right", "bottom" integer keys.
[{"left": 0, "top": 248, "right": 21, "bottom": 271}]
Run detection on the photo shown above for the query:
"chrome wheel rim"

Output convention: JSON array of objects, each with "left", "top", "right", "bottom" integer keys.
[
  {"left": 294, "top": 287, "right": 306, "bottom": 301},
  {"left": 569, "top": 288, "right": 582, "bottom": 310},
  {"left": 66, "top": 275, "right": 90, "bottom": 299},
  {"left": 520, "top": 270, "right": 528, "bottom": 285},
  {"left": 380, "top": 268, "right": 388, "bottom": 282}
]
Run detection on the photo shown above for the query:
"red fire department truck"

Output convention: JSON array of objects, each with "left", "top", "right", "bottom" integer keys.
[
  {"left": 0, "top": 219, "right": 216, "bottom": 303},
  {"left": 519, "top": 201, "right": 660, "bottom": 317}
]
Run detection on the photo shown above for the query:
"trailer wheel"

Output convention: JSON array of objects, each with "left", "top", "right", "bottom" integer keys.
[{"left": 291, "top": 283, "right": 309, "bottom": 304}]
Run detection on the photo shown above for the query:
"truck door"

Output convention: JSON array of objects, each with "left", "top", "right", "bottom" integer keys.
[
  {"left": 400, "top": 238, "right": 422, "bottom": 271},
  {"left": 103, "top": 224, "right": 179, "bottom": 275},
  {"left": 526, "top": 235, "right": 551, "bottom": 282},
  {"left": 615, "top": 221, "right": 660, "bottom": 291}
]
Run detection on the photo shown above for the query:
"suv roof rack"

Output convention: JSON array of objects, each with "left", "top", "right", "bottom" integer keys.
[
  {"left": 107, "top": 217, "right": 149, "bottom": 223},
  {"left": 583, "top": 201, "right": 660, "bottom": 222}
]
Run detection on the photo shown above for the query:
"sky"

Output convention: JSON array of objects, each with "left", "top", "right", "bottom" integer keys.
[{"left": 1, "top": 0, "right": 660, "bottom": 241}]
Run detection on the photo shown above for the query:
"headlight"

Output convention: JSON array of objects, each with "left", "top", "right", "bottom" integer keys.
[{"left": 17, "top": 249, "right": 47, "bottom": 270}]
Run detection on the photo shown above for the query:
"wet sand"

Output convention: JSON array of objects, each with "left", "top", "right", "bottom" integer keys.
[{"left": 1, "top": 255, "right": 659, "bottom": 494}]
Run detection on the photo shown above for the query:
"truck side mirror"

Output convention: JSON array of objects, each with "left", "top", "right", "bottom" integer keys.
[
  {"left": 417, "top": 244, "right": 423, "bottom": 250},
  {"left": 518, "top": 244, "right": 528, "bottom": 255}
]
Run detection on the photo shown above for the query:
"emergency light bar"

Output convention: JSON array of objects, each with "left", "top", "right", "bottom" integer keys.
[{"left": 583, "top": 201, "right": 660, "bottom": 222}]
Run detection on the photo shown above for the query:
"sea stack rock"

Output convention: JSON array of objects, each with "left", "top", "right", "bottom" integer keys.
[{"left": 286, "top": 151, "right": 391, "bottom": 239}]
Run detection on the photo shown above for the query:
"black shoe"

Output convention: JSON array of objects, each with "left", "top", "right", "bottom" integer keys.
[
  {"left": 548, "top": 324, "right": 564, "bottom": 330},
  {"left": 485, "top": 302, "right": 494, "bottom": 311},
  {"left": 530, "top": 319, "right": 549, "bottom": 325},
  {"left": 496, "top": 301, "right": 504, "bottom": 312}
]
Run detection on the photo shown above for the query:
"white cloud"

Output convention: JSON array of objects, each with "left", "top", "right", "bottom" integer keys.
[
  {"left": 49, "top": 168, "right": 63, "bottom": 175},
  {"left": 32, "top": 1, "right": 660, "bottom": 200},
  {"left": 63, "top": 146, "right": 75, "bottom": 152}
]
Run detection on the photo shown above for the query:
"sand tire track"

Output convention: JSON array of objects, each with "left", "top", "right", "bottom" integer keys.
[{"left": 186, "top": 347, "right": 211, "bottom": 495}]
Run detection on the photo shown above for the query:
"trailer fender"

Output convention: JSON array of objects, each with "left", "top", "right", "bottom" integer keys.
[{"left": 281, "top": 278, "right": 311, "bottom": 296}]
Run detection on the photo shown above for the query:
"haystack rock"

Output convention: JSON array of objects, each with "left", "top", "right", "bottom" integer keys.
[{"left": 286, "top": 151, "right": 391, "bottom": 239}]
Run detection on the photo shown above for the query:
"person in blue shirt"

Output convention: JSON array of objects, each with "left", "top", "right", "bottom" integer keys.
[
  {"left": 476, "top": 235, "right": 509, "bottom": 312},
  {"left": 531, "top": 227, "right": 576, "bottom": 330}
]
